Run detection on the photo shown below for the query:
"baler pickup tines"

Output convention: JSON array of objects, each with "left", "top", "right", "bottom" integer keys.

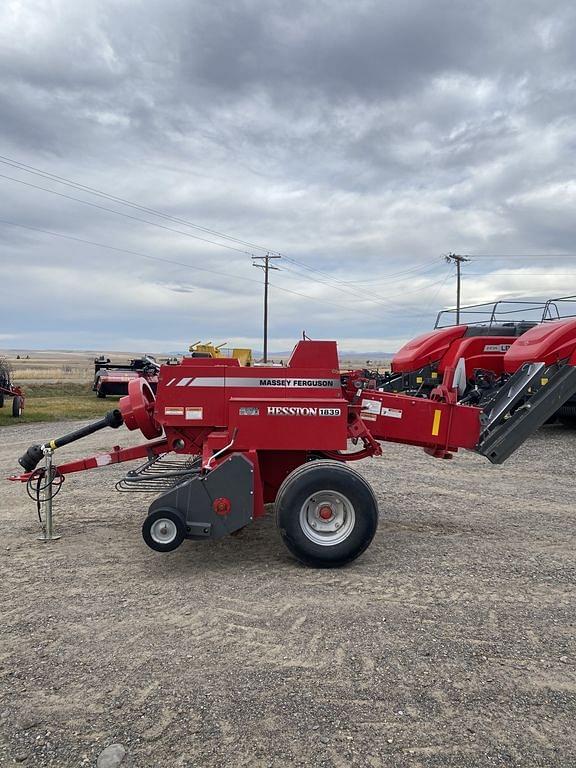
[
  {"left": 116, "top": 454, "right": 202, "bottom": 493},
  {"left": 477, "top": 361, "right": 576, "bottom": 464}
]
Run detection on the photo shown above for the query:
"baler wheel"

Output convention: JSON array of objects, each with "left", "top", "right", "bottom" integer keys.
[
  {"left": 0, "top": 393, "right": 4, "bottom": 408},
  {"left": 97, "top": 388, "right": 106, "bottom": 399},
  {"left": 275, "top": 460, "right": 378, "bottom": 568},
  {"left": 12, "top": 396, "right": 23, "bottom": 418},
  {"left": 142, "top": 509, "right": 186, "bottom": 552}
]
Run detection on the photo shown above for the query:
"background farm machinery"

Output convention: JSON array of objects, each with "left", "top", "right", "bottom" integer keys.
[
  {"left": 189, "top": 341, "right": 253, "bottom": 366},
  {"left": 12, "top": 320, "right": 576, "bottom": 567},
  {"left": 93, "top": 344, "right": 253, "bottom": 399},
  {"left": 93, "top": 355, "right": 160, "bottom": 398},
  {"left": 357, "top": 296, "right": 576, "bottom": 427},
  {"left": 0, "top": 357, "right": 24, "bottom": 417}
]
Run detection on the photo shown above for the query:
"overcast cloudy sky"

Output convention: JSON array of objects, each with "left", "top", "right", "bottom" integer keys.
[{"left": 1, "top": 0, "right": 576, "bottom": 354}]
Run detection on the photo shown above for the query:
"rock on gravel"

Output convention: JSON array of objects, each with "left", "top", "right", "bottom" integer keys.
[{"left": 96, "top": 743, "right": 126, "bottom": 768}]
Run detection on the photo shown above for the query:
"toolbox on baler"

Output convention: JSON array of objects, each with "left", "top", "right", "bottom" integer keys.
[{"left": 11, "top": 323, "right": 576, "bottom": 567}]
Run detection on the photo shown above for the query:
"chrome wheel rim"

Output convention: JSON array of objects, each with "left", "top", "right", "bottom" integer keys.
[
  {"left": 299, "top": 490, "right": 356, "bottom": 546},
  {"left": 150, "top": 518, "right": 178, "bottom": 544}
]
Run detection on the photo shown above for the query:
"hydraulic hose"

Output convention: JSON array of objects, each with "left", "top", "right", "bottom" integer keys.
[{"left": 18, "top": 409, "right": 124, "bottom": 472}]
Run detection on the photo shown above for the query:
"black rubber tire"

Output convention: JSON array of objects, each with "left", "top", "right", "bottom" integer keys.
[
  {"left": 12, "top": 396, "right": 23, "bottom": 417},
  {"left": 142, "top": 509, "right": 186, "bottom": 552},
  {"left": 97, "top": 388, "right": 106, "bottom": 399},
  {"left": 0, "top": 392, "right": 4, "bottom": 408},
  {"left": 275, "top": 460, "right": 379, "bottom": 568}
]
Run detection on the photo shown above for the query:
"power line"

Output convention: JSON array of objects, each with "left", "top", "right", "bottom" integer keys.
[
  {"left": 282, "top": 257, "right": 444, "bottom": 289},
  {"left": 267, "top": 279, "right": 439, "bottom": 322},
  {"left": 279, "top": 258, "right": 446, "bottom": 311},
  {"left": 465, "top": 254, "right": 576, "bottom": 259},
  {"left": 279, "top": 266, "right": 453, "bottom": 302},
  {"left": 0, "top": 172, "right": 259, "bottom": 257},
  {"left": 466, "top": 272, "right": 576, "bottom": 276},
  {"left": 0, "top": 154, "right": 460, "bottom": 318},
  {"left": 0, "top": 218, "right": 264, "bottom": 287},
  {"left": 344, "top": 259, "right": 445, "bottom": 284},
  {"left": 0, "top": 165, "right": 441, "bottom": 310},
  {"left": 0, "top": 217, "right": 407, "bottom": 322},
  {"left": 0, "top": 154, "right": 274, "bottom": 256},
  {"left": 420, "top": 266, "right": 456, "bottom": 314}
]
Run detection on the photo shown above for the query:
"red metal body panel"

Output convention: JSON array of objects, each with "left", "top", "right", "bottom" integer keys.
[
  {"left": 228, "top": 397, "right": 348, "bottom": 451},
  {"left": 359, "top": 391, "right": 481, "bottom": 452},
  {"left": 0, "top": 385, "right": 24, "bottom": 398},
  {"left": 156, "top": 362, "right": 228, "bottom": 429},
  {"left": 96, "top": 371, "right": 158, "bottom": 396},
  {"left": 438, "top": 336, "right": 514, "bottom": 378},
  {"left": 392, "top": 326, "right": 466, "bottom": 372},
  {"left": 258, "top": 451, "right": 308, "bottom": 503},
  {"left": 100, "top": 372, "right": 141, "bottom": 382},
  {"left": 504, "top": 319, "right": 576, "bottom": 372},
  {"left": 392, "top": 326, "right": 516, "bottom": 379},
  {"left": 154, "top": 341, "right": 344, "bottom": 455},
  {"left": 288, "top": 339, "right": 340, "bottom": 369}
]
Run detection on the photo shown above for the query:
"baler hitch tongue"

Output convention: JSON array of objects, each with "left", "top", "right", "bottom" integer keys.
[{"left": 18, "top": 409, "right": 124, "bottom": 473}]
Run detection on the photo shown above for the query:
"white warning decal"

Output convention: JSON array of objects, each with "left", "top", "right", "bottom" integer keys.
[
  {"left": 381, "top": 407, "right": 403, "bottom": 419},
  {"left": 164, "top": 407, "right": 184, "bottom": 416},
  {"left": 361, "top": 399, "right": 381, "bottom": 415}
]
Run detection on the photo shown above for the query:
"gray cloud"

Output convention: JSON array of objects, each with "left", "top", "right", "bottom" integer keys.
[{"left": 1, "top": 0, "right": 576, "bottom": 353}]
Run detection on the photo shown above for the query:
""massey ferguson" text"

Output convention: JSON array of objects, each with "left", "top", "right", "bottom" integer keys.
[{"left": 259, "top": 379, "right": 337, "bottom": 387}]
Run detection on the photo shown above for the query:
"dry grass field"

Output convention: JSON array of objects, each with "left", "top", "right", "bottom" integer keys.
[
  {"left": 0, "top": 351, "right": 160, "bottom": 427},
  {"left": 4, "top": 351, "right": 151, "bottom": 384}
]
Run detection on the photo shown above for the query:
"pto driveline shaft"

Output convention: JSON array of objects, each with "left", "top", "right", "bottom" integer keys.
[{"left": 18, "top": 409, "right": 124, "bottom": 472}]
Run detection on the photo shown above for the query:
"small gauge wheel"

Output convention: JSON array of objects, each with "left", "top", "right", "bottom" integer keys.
[{"left": 142, "top": 509, "right": 186, "bottom": 552}]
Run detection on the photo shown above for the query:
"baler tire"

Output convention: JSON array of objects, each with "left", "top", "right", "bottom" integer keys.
[
  {"left": 0, "top": 393, "right": 4, "bottom": 408},
  {"left": 142, "top": 509, "right": 186, "bottom": 553},
  {"left": 97, "top": 388, "right": 106, "bottom": 399},
  {"left": 12, "top": 396, "right": 23, "bottom": 417},
  {"left": 275, "top": 460, "right": 378, "bottom": 568}
]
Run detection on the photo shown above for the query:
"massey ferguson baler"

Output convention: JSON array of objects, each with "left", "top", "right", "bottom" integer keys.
[{"left": 12, "top": 329, "right": 576, "bottom": 567}]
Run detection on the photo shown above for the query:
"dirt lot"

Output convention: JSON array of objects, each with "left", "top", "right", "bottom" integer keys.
[{"left": 0, "top": 420, "right": 574, "bottom": 767}]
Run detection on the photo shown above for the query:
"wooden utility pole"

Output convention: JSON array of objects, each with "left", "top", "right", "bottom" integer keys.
[
  {"left": 445, "top": 253, "right": 470, "bottom": 324},
  {"left": 252, "top": 254, "right": 281, "bottom": 362}
]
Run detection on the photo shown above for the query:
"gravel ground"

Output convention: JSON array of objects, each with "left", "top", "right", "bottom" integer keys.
[{"left": 0, "top": 419, "right": 575, "bottom": 767}]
